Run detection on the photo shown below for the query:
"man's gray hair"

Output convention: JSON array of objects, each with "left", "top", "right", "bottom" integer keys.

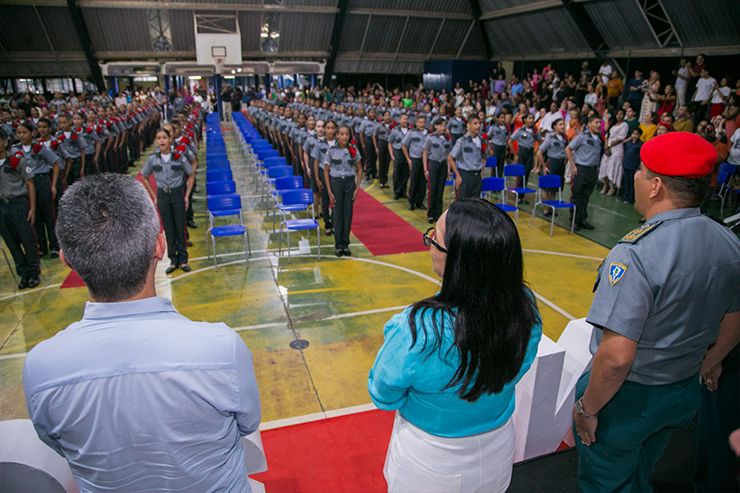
[{"left": 56, "top": 174, "right": 160, "bottom": 301}]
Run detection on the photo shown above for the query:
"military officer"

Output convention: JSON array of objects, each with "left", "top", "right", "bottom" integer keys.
[
  {"left": 573, "top": 131, "right": 740, "bottom": 493},
  {"left": 566, "top": 116, "right": 603, "bottom": 231}
]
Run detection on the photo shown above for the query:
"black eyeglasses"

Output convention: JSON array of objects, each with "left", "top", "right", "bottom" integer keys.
[{"left": 423, "top": 227, "right": 448, "bottom": 253}]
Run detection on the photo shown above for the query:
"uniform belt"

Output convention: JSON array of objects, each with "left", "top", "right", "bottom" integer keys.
[
  {"left": 34, "top": 172, "right": 51, "bottom": 177},
  {"left": 158, "top": 185, "right": 184, "bottom": 194},
  {"left": 0, "top": 195, "right": 26, "bottom": 204},
  {"left": 331, "top": 175, "right": 355, "bottom": 180}
]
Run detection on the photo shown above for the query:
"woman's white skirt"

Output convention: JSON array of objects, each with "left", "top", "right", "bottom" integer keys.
[{"left": 383, "top": 413, "right": 515, "bottom": 493}]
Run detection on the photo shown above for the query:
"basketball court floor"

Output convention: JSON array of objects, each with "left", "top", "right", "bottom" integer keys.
[{"left": 0, "top": 124, "right": 643, "bottom": 430}]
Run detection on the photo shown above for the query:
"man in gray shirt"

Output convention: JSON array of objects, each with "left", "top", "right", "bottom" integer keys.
[
  {"left": 573, "top": 132, "right": 740, "bottom": 493},
  {"left": 449, "top": 115, "right": 485, "bottom": 200},
  {"left": 24, "top": 174, "right": 261, "bottom": 492},
  {"left": 566, "top": 116, "right": 603, "bottom": 230}
]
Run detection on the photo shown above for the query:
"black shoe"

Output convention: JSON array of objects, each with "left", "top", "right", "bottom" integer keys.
[
  {"left": 180, "top": 264, "right": 192, "bottom": 273},
  {"left": 393, "top": 194, "right": 400, "bottom": 200},
  {"left": 27, "top": 277, "right": 40, "bottom": 288},
  {"left": 580, "top": 221, "right": 595, "bottom": 230},
  {"left": 18, "top": 277, "right": 29, "bottom": 290},
  {"left": 343, "top": 248, "right": 352, "bottom": 257},
  {"left": 186, "top": 240, "right": 193, "bottom": 247},
  {"left": 165, "top": 264, "right": 179, "bottom": 274},
  {"left": 325, "top": 227, "right": 333, "bottom": 236},
  {"left": 187, "top": 220, "right": 197, "bottom": 228},
  {"left": 427, "top": 217, "right": 435, "bottom": 224},
  {"left": 573, "top": 223, "right": 582, "bottom": 231},
  {"left": 50, "top": 250, "right": 59, "bottom": 259},
  {"left": 408, "top": 204, "right": 415, "bottom": 211},
  {"left": 39, "top": 251, "right": 48, "bottom": 258},
  {"left": 335, "top": 249, "right": 343, "bottom": 257}
]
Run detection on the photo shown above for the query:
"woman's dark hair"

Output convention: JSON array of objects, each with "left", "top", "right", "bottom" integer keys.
[
  {"left": 408, "top": 199, "right": 538, "bottom": 402},
  {"left": 17, "top": 121, "right": 34, "bottom": 132}
]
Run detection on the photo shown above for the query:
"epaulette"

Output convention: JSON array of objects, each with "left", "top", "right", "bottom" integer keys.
[{"left": 618, "top": 220, "right": 662, "bottom": 244}]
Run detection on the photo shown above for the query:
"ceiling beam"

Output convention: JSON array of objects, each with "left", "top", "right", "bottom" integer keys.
[
  {"left": 456, "top": 19, "right": 476, "bottom": 59},
  {"left": 66, "top": 0, "right": 106, "bottom": 90},
  {"left": 427, "top": 18, "right": 446, "bottom": 60},
  {"left": 349, "top": 8, "right": 471, "bottom": 21},
  {"left": 323, "top": 0, "right": 348, "bottom": 82},
  {"left": 355, "top": 13, "right": 372, "bottom": 72},
  {"left": 479, "top": 0, "right": 561, "bottom": 21},
  {"left": 468, "top": 0, "right": 492, "bottom": 59}
]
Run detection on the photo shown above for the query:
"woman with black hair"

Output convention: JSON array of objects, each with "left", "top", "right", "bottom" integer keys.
[{"left": 369, "top": 199, "right": 542, "bottom": 493}]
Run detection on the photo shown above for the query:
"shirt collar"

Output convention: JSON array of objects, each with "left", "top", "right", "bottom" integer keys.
[
  {"left": 82, "top": 296, "right": 177, "bottom": 320},
  {"left": 648, "top": 207, "right": 701, "bottom": 224}
]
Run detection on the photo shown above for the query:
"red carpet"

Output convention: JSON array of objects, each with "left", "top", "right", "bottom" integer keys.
[
  {"left": 352, "top": 189, "right": 427, "bottom": 256},
  {"left": 251, "top": 410, "right": 395, "bottom": 493}
]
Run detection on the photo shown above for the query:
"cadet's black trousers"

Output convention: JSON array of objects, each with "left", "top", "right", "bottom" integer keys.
[
  {"left": 493, "top": 144, "right": 507, "bottom": 177},
  {"left": 330, "top": 176, "right": 355, "bottom": 249},
  {"left": 32, "top": 173, "right": 58, "bottom": 255},
  {"left": 392, "top": 149, "right": 409, "bottom": 199},
  {"left": 67, "top": 158, "right": 83, "bottom": 188},
  {"left": 377, "top": 139, "right": 390, "bottom": 185},
  {"left": 408, "top": 157, "right": 426, "bottom": 208},
  {"left": 459, "top": 169, "right": 482, "bottom": 200},
  {"left": 518, "top": 147, "right": 535, "bottom": 187},
  {"left": 319, "top": 170, "right": 332, "bottom": 229},
  {"left": 572, "top": 164, "right": 598, "bottom": 224},
  {"left": 157, "top": 186, "right": 188, "bottom": 265},
  {"left": 0, "top": 196, "right": 40, "bottom": 279},
  {"left": 427, "top": 160, "right": 447, "bottom": 221},
  {"left": 363, "top": 136, "right": 377, "bottom": 178}
]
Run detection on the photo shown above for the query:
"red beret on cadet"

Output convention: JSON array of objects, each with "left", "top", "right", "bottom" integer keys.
[{"left": 640, "top": 131, "right": 717, "bottom": 178}]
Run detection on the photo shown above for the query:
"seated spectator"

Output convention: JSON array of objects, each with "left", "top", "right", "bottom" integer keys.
[
  {"left": 640, "top": 112, "right": 659, "bottom": 141},
  {"left": 369, "top": 199, "right": 542, "bottom": 493},
  {"left": 23, "top": 174, "right": 261, "bottom": 492},
  {"left": 673, "top": 105, "right": 694, "bottom": 132}
]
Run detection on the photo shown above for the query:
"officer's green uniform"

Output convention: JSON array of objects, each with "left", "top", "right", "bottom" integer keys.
[{"left": 576, "top": 208, "right": 740, "bottom": 492}]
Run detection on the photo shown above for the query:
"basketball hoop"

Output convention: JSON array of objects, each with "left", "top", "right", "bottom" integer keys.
[{"left": 215, "top": 57, "right": 224, "bottom": 75}]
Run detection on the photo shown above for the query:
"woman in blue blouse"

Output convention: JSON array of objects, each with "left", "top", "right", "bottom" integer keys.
[{"left": 368, "top": 198, "right": 542, "bottom": 493}]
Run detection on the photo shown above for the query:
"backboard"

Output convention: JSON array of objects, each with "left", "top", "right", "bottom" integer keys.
[{"left": 194, "top": 14, "right": 242, "bottom": 74}]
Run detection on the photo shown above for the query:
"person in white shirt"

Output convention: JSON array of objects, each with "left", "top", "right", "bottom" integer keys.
[
  {"left": 673, "top": 59, "right": 691, "bottom": 110},
  {"left": 692, "top": 68, "right": 717, "bottom": 124},
  {"left": 598, "top": 61, "right": 613, "bottom": 86},
  {"left": 539, "top": 102, "right": 562, "bottom": 135}
]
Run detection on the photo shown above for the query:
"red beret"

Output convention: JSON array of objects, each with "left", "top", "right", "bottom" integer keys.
[{"left": 640, "top": 131, "right": 717, "bottom": 178}]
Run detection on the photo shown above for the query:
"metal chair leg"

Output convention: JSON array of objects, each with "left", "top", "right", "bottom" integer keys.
[{"left": 570, "top": 206, "right": 576, "bottom": 233}]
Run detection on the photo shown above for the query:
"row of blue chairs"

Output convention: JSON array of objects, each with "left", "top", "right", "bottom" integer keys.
[
  {"left": 232, "top": 113, "right": 321, "bottom": 261},
  {"left": 204, "top": 118, "right": 251, "bottom": 265}
]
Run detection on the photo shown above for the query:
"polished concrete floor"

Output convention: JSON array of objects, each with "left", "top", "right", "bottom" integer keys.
[{"left": 0, "top": 126, "right": 644, "bottom": 427}]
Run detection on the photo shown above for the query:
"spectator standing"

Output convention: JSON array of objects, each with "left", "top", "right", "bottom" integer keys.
[{"left": 599, "top": 109, "right": 628, "bottom": 196}]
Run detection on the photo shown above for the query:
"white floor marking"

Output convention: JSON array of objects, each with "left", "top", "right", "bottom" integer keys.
[{"left": 259, "top": 403, "right": 378, "bottom": 431}]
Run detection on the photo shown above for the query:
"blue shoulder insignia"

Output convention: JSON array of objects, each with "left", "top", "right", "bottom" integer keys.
[{"left": 618, "top": 220, "right": 662, "bottom": 244}]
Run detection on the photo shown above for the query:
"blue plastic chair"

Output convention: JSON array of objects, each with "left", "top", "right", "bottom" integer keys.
[
  {"left": 278, "top": 188, "right": 320, "bottom": 262},
  {"left": 206, "top": 193, "right": 250, "bottom": 265},
  {"left": 504, "top": 164, "right": 536, "bottom": 211},
  {"left": 485, "top": 156, "right": 498, "bottom": 176},
  {"left": 530, "top": 175, "right": 576, "bottom": 235},
  {"left": 480, "top": 177, "right": 517, "bottom": 216},
  {"left": 206, "top": 169, "right": 233, "bottom": 183},
  {"left": 715, "top": 162, "right": 737, "bottom": 218},
  {"left": 206, "top": 180, "right": 236, "bottom": 196},
  {"left": 272, "top": 175, "right": 306, "bottom": 231}
]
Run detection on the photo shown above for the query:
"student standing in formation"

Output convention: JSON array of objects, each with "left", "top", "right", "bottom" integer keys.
[
  {"left": 12, "top": 122, "right": 61, "bottom": 258},
  {"left": 360, "top": 108, "right": 378, "bottom": 180},
  {"left": 312, "top": 120, "right": 336, "bottom": 235},
  {"left": 170, "top": 119, "right": 199, "bottom": 230},
  {"left": 423, "top": 117, "right": 452, "bottom": 224},
  {"left": 402, "top": 115, "right": 428, "bottom": 211},
  {"left": 323, "top": 125, "right": 362, "bottom": 258},
  {"left": 0, "top": 130, "right": 39, "bottom": 289},
  {"left": 73, "top": 112, "right": 98, "bottom": 176},
  {"left": 566, "top": 116, "right": 603, "bottom": 231},
  {"left": 389, "top": 114, "right": 410, "bottom": 200},
  {"left": 534, "top": 118, "right": 568, "bottom": 207},
  {"left": 289, "top": 113, "right": 307, "bottom": 180},
  {"left": 449, "top": 115, "right": 486, "bottom": 200},
  {"left": 374, "top": 111, "right": 392, "bottom": 189},
  {"left": 302, "top": 115, "right": 320, "bottom": 211},
  {"left": 488, "top": 112, "right": 509, "bottom": 177},
  {"left": 85, "top": 112, "right": 106, "bottom": 175},
  {"left": 448, "top": 106, "right": 466, "bottom": 144},
  {"left": 140, "top": 128, "right": 194, "bottom": 274},
  {"left": 56, "top": 114, "right": 87, "bottom": 188},
  {"left": 509, "top": 113, "right": 542, "bottom": 192}
]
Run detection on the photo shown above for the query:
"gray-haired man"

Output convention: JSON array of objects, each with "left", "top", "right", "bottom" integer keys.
[{"left": 23, "top": 174, "right": 261, "bottom": 493}]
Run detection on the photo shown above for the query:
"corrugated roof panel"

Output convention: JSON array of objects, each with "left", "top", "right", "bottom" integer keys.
[
  {"left": 362, "top": 15, "right": 407, "bottom": 53},
  {"left": 661, "top": 0, "right": 740, "bottom": 47},
  {"left": 484, "top": 6, "right": 590, "bottom": 56},
  {"left": 238, "top": 11, "right": 263, "bottom": 52},
  {"left": 0, "top": 5, "right": 49, "bottom": 52},
  {"left": 399, "top": 17, "right": 443, "bottom": 54},
  {"left": 36, "top": 7, "right": 82, "bottom": 51},
  {"left": 480, "top": 0, "right": 541, "bottom": 11},
  {"left": 338, "top": 13, "right": 369, "bottom": 52},
  {"left": 168, "top": 10, "right": 195, "bottom": 52},
  {"left": 283, "top": 0, "right": 338, "bottom": 5},
  {"left": 348, "top": 0, "right": 470, "bottom": 13},
  {"left": 462, "top": 24, "right": 487, "bottom": 58},
  {"left": 583, "top": 0, "right": 658, "bottom": 50},
  {"left": 82, "top": 8, "right": 151, "bottom": 52},
  {"left": 434, "top": 19, "right": 473, "bottom": 55},
  {"left": 278, "top": 13, "right": 333, "bottom": 51}
]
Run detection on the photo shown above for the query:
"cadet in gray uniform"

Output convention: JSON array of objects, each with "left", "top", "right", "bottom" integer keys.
[
  {"left": 374, "top": 112, "right": 392, "bottom": 188},
  {"left": 323, "top": 125, "right": 362, "bottom": 257},
  {"left": 388, "top": 115, "right": 410, "bottom": 200},
  {"left": 448, "top": 107, "right": 466, "bottom": 144},
  {"left": 509, "top": 113, "right": 542, "bottom": 189},
  {"left": 12, "top": 122, "right": 62, "bottom": 258},
  {"left": 449, "top": 115, "right": 485, "bottom": 200},
  {"left": 360, "top": 109, "right": 378, "bottom": 179},
  {"left": 402, "top": 115, "right": 428, "bottom": 210},
  {"left": 566, "top": 116, "right": 603, "bottom": 230},
  {"left": 56, "top": 113, "right": 87, "bottom": 188},
  {"left": 573, "top": 132, "right": 740, "bottom": 493},
  {"left": 423, "top": 117, "right": 452, "bottom": 223},
  {"left": 535, "top": 118, "right": 568, "bottom": 207},
  {"left": 0, "top": 130, "right": 39, "bottom": 289},
  {"left": 140, "top": 128, "right": 194, "bottom": 274},
  {"left": 488, "top": 113, "right": 509, "bottom": 177},
  {"left": 311, "top": 120, "right": 336, "bottom": 234}
]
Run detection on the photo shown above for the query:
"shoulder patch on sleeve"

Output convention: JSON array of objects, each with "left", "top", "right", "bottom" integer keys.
[
  {"left": 608, "top": 262, "right": 627, "bottom": 286},
  {"left": 618, "top": 220, "right": 662, "bottom": 244}
]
